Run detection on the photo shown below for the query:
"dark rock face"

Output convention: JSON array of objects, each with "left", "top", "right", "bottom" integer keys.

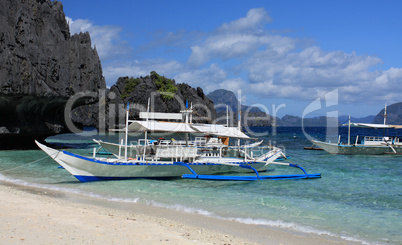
[
  {"left": 108, "top": 74, "right": 216, "bottom": 128},
  {"left": 207, "top": 89, "right": 262, "bottom": 113},
  {"left": 207, "top": 89, "right": 240, "bottom": 112},
  {"left": 0, "top": 0, "right": 105, "bottom": 149},
  {"left": 207, "top": 89, "right": 276, "bottom": 127},
  {"left": 177, "top": 83, "right": 216, "bottom": 122}
]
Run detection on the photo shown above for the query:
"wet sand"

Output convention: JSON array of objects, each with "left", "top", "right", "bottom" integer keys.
[{"left": 0, "top": 183, "right": 361, "bottom": 244}]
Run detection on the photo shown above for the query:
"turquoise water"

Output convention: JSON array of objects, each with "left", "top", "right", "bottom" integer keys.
[{"left": 0, "top": 127, "right": 401, "bottom": 244}]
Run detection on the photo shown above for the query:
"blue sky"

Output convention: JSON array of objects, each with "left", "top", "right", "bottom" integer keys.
[{"left": 62, "top": 0, "right": 402, "bottom": 118}]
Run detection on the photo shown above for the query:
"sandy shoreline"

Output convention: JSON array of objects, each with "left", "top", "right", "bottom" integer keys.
[{"left": 0, "top": 181, "right": 362, "bottom": 245}]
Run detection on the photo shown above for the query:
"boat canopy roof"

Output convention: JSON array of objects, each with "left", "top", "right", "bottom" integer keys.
[
  {"left": 342, "top": 123, "right": 402, "bottom": 129},
  {"left": 191, "top": 124, "right": 250, "bottom": 139},
  {"left": 124, "top": 121, "right": 250, "bottom": 139},
  {"left": 127, "top": 121, "right": 196, "bottom": 133}
]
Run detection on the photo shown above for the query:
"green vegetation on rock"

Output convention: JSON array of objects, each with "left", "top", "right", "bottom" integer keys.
[
  {"left": 150, "top": 71, "right": 178, "bottom": 100},
  {"left": 121, "top": 76, "right": 140, "bottom": 99}
]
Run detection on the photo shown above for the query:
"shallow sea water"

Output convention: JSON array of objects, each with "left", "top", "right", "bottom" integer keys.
[{"left": 0, "top": 127, "right": 401, "bottom": 244}]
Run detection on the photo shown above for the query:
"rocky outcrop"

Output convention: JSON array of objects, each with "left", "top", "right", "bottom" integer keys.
[
  {"left": 207, "top": 89, "right": 240, "bottom": 112},
  {"left": 108, "top": 73, "right": 216, "bottom": 128},
  {"left": 207, "top": 89, "right": 277, "bottom": 127},
  {"left": 207, "top": 89, "right": 262, "bottom": 113},
  {"left": 372, "top": 102, "right": 402, "bottom": 125},
  {"left": 0, "top": 0, "right": 105, "bottom": 149}
]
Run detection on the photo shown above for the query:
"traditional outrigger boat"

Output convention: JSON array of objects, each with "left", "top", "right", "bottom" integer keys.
[
  {"left": 36, "top": 102, "right": 321, "bottom": 182},
  {"left": 311, "top": 106, "right": 402, "bottom": 155}
]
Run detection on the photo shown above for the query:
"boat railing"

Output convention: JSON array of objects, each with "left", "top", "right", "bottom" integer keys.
[
  {"left": 133, "top": 144, "right": 198, "bottom": 161},
  {"left": 220, "top": 145, "right": 272, "bottom": 159},
  {"left": 155, "top": 145, "right": 197, "bottom": 159},
  {"left": 364, "top": 136, "right": 385, "bottom": 142},
  {"left": 158, "top": 140, "right": 173, "bottom": 145},
  {"left": 138, "top": 139, "right": 156, "bottom": 146},
  {"left": 194, "top": 137, "right": 207, "bottom": 147},
  {"left": 129, "top": 138, "right": 274, "bottom": 161},
  {"left": 135, "top": 137, "right": 226, "bottom": 148},
  {"left": 199, "top": 146, "right": 224, "bottom": 157},
  {"left": 363, "top": 136, "right": 396, "bottom": 145}
]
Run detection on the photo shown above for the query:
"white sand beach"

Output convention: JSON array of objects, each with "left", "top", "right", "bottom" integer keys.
[{"left": 0, "top": 183, "right": 361, "bottom": 245}]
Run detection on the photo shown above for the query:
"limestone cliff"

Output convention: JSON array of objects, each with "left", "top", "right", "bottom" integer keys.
[{"left": 0, "top": 0, "right": 105, "bottom": 148}]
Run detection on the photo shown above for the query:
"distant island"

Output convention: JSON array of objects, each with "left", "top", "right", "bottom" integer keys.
[{"left": 207, "top": 89, "right": 401, "bottom": 127}]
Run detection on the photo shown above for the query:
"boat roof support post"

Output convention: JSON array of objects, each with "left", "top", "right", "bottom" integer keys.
[
  {"left": 226, "top": 105, "right": 229, "bottom": 127},
  {"left": 185, "top": 102, "right": 188, "bottom": 146},
  {"left": 119, "top": 139, "right": 122, "bottom": 159},
  {"left": 143, "top": 98, "right": 150, "bottom": 160},
  {"left": 348, "top": 115, "right": 351, "bottom": 145},
  {"left": 190, "top": 102, "right": 193, "bottom": 124},
  {"left": 125, "top": 103, "right": 129, "bottom": 160}
]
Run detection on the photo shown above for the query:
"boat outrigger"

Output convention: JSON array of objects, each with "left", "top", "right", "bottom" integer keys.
[{"left": 36, "top": 102, "right": 321, "bottom": 182}]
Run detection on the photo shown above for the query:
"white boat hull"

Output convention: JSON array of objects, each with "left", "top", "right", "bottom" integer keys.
[
  {"left": 36, "top": 141, "right": 280, "bottom": 182},
  {"left": 312, "top": 140, "right": 402, "bottom": 155}
]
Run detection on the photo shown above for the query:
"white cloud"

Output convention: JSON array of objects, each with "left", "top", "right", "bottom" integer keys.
[
  {"left": 182, "top": 7, "right": 402, "bottom": 105},
  {"left": 66, "top": 17, "right": 131, "bottom": 61},
  {"left": 174, "top": 64, "right": 226, "bottom": 91},
  {"left": 217, "top": 8, "right": 272, "bottom": 33},
  {"left": 375, "top": 67, "right": 402, "bottom": 87},
  {"left": 68, "top": 8, "right": 402, "bottom": 107},
  {"left": 217, "top": 78, "right": 247, "bottom": 93},
  {"left": 242, "top": 45, "right": 396, "bottom": 102},
  {"left": 187, "top": 8, "right": 276, "bottom": 67}
]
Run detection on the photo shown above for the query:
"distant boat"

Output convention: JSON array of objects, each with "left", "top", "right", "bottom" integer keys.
[
  {"left": 311, "top": 105, "right": 402, "bottom": 155},
  {"left": 36, "top": 100, "right": 321, "bottom": 182}
]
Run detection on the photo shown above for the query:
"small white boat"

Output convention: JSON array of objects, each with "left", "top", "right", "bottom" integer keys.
[
  {"left": 311, "top": 105, "right": 402, "bottom": 155},
  {"left": 36, "top": 102, "right": 320, "bottom": 182}
]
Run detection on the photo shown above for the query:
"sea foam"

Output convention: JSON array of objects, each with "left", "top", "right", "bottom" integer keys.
[{"left": 144, "top": 197, "right": 374, "bottom": 245}]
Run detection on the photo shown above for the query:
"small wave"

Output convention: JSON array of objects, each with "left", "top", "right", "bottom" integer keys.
[
  {"left": 144, "top": 198, "right": 375, "bottom": 245},
  {"left": 226, "top": 217, "right": 375, "bottom": 244},
  {"left": 146, "top": 200, "right": 215, "bottom": 216}
]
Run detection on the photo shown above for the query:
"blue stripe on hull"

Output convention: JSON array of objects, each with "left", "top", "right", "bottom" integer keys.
[{"left": 74, "top": 175, "right": 122, "bottom": 182}]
